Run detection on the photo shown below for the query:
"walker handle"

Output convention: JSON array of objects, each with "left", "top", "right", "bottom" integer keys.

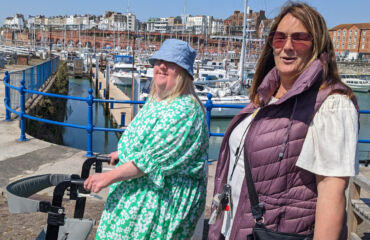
[{"left": 96, "top": 155, "right": 119, "bottom": 165}]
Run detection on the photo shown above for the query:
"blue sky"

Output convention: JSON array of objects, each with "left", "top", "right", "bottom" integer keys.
[{"left": 1, "top": 0, "right": 369, "bottom": 28}]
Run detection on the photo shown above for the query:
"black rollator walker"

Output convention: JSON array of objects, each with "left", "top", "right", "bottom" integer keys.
[{"left": 6, "top": 155, "right": 117, "bottom": 240}]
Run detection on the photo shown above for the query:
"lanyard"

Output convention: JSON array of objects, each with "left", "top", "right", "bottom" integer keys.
[{"left": 229, "top": 108, "right": 259, "bottom": 181}]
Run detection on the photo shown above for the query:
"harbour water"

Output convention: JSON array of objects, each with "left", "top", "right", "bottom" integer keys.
[
  {"left": 62, "top": 77, "right": 119, "bottom": 154},
  {"left": 62, "top": 77, "right": 370, "bottom": 162}
]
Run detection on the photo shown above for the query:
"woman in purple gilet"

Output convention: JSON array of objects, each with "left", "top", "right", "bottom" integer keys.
[{"left": 208, "top": 2, "right": 359, "bottom": 240}]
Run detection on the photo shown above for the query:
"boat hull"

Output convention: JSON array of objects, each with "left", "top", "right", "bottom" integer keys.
[
  {"left": 207, "top": 106, "right": 245, "bottom": 117},
  {"left": 111, "top": 76, "right": 133, "bottom": 86}
]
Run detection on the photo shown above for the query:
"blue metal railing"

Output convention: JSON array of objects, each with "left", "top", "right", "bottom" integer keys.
[
  {"left": 4, "top": 57, "right": 60, "bottom": 113},
  {"left": 3, "top": 66, "right": 370, "bottom": 156}
]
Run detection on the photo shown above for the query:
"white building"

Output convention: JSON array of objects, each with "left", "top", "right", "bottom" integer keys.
[
  {"left": 211, "top": 19, "right": 224, "bottom": 34},
  {"left": 126, "top": 13, "right": 136, "bottom": 31},
  {"left": 3, "top": 14, "right": 25, "bottom": 29},
  {"left": 98, "top": 11, "right": 135, "bottom": 31},
  {"left": 65, "top": 15, "right": 92, "bottom": 30},
  {"left": 146, "top": 18, "right": 168, "bottom": 33},
  {"left": 27, "top": 15, "right": 47, "bottom": 29},
  {"left": 186, "top": 15, "right": 212, "bottom": 34}
]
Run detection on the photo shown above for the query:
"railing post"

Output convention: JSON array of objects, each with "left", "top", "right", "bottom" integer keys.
[
  {"left": 205, "top": 93, "right": 213, "bottom": 135},
  {"left": 95, "top": 58, "right": 99, "bottom": 93},
  {"left": 86, "top": 88, "right": 94, "bottom": 157},
  {"left": 18, "top": 79, "right": 28, "bottom": 141},
  {"left": 4, "top": 71, "right": 11, "bottom": 121},
  {"left": 120, "top": 112, "right": 126, "bottom": 127},
  {"left": 99, "top": 82, "right": 102, "bottom": 90},
  {"left": 110, "top": 98, "right": 114, "bottom": 109},
  {"left": 205, "top": 94, "right": 213, "bottom": 164}
]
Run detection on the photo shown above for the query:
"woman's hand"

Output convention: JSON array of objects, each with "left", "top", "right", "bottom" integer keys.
[
  {"left": 84, "top": 172, "right": 112, "bottom": 193},
  {"left": 109, "top": 151, "right": 119, "bottom": 165},
  {"left": 84, "top": 161, "right": 145, "bottom": 193}
]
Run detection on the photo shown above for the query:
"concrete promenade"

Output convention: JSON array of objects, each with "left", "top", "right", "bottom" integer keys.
[
  {"left": 0, "top": 66, "right": 369, "bottom": 239},
  {"left": 0, "top": 68, "right": 104, "bottom": 239}
]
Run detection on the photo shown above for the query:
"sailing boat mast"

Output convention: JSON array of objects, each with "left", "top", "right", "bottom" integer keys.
[{"left": 239, "top": 0, "right": 248, "bottom": 82}]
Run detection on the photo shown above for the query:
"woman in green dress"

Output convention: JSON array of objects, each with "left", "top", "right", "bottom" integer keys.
[{"left": 84, "top": 39, "right": 209, "bottom": 239}]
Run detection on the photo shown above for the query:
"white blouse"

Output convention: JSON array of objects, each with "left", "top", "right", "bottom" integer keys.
[{"left": 221, "top": 94, "right": 359, "bottom": 239}]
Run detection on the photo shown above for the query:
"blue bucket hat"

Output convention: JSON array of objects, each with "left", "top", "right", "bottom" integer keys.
[{"left": 149, "top": 39, "right": 196, "bottom": 78}]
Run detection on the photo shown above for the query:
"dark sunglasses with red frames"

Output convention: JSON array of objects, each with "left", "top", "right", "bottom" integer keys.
[{"left": 268, "top": 31, "right": 313, "bottom": 50}]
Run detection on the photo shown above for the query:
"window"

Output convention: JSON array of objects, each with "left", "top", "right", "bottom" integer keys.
[{"left": 342, "top": 30, "right": 346, "bottom": 43}]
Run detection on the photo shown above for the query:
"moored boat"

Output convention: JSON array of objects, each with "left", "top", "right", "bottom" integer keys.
[
  {"left": 111, "top": 55, "right": 140, "bottom": 86},
  {"left": 340, "top": 74, "right": 370, "bottom": 92}
]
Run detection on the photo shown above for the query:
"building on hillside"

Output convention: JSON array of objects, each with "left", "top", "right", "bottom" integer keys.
[
  {"left": 186, "top": 15, "right": 214, "bottom": 35},
  {"left": 126, "top": 12, "right": 136, "bottom": 31},
  {"left": 329, "top": 23, "right": 370, "bottom": 61},
  {"left": 181, "top": 14, "right": 190, "bottom": 26},
  {"left": 27, "top": 15, "right": 46, "bottom": 29},
  {"left": 46, "top": 16, "right": 66, "bottom": 29},
  {"left": 97, "top": 11, "right": 136, "bottom": 31},
  {"left": 170, "top": 23, "right": 186, "bottom": 33},
  {"left": 146, "top": 18, "right": 168, "bottom": 33},
  {"left": 211, "top": 19, "right": 224, "bottom": 35},
  {"left": 65, "top": 15, "right": 94, "bottom": 30},
  {"left": 258, "top": 19, "right": 274, "bottom": 39},
  {"left": 3, "top": 14, "right": 25, "bottom": 30},
  {"left": 223, "top": 10, "right": 243, "bottom": 35},
  {"left": 186, "top": 15, "right": 207, "bottom": 34},
  {"left": 223, "top": 10, "right": 266, "bottom": 37}
]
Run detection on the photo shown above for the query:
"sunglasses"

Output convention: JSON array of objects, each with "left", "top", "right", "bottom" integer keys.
[{"left": 269, "top": 31, "right": 313, "bottom": 50}]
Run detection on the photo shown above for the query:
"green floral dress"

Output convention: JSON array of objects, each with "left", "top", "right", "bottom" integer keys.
[{"left": 96, "top": 95, "right": 209, "bottom": 240}]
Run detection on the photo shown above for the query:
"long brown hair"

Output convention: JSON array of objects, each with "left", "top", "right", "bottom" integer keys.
[
  {"left": 149, "top": 67, "right": 205, "bottom": 111},
  {"left": 249, "top": 1, "right": 353, "bottom": 105}
]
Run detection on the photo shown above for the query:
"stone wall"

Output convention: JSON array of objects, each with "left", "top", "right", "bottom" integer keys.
[
  {"left": 338, "top": 62, "right": 370, "bottom": 75},
  {"left": 26, "top": 62, "right": 69, "bottom": 144}
]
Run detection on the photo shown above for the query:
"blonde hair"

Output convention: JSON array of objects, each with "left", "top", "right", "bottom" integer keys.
[
  {"left": 149, "top": 68, "right": 205, "bottom": 111},
  {"left": 249, "top": 1, "right": 353, "bottom": 105}
]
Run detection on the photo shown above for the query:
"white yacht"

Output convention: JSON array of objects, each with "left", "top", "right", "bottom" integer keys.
[
  {"left": 195, "top": 68, "right": 228, "bottom": 81},
  {"left": 111, "top": 55, "right": 140, "bottom": 86},
  {"left": 340, "top": 74, "right": 370, "bottom": 92},
  {"left": 194, "top": 80, "right": 249, "bottom": 117}
]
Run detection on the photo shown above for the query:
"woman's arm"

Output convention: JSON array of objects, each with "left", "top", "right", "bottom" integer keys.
[
  {"left": 313, "top": 175, "right": 349, "bottom": 240},
  {"left": 84, "top": 161, "right": 144, "bottom": 193}
]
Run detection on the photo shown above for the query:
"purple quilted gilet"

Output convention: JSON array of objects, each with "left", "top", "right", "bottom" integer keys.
[{"left": 208, "top": 60, "right": 358, "bottom": 240}]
